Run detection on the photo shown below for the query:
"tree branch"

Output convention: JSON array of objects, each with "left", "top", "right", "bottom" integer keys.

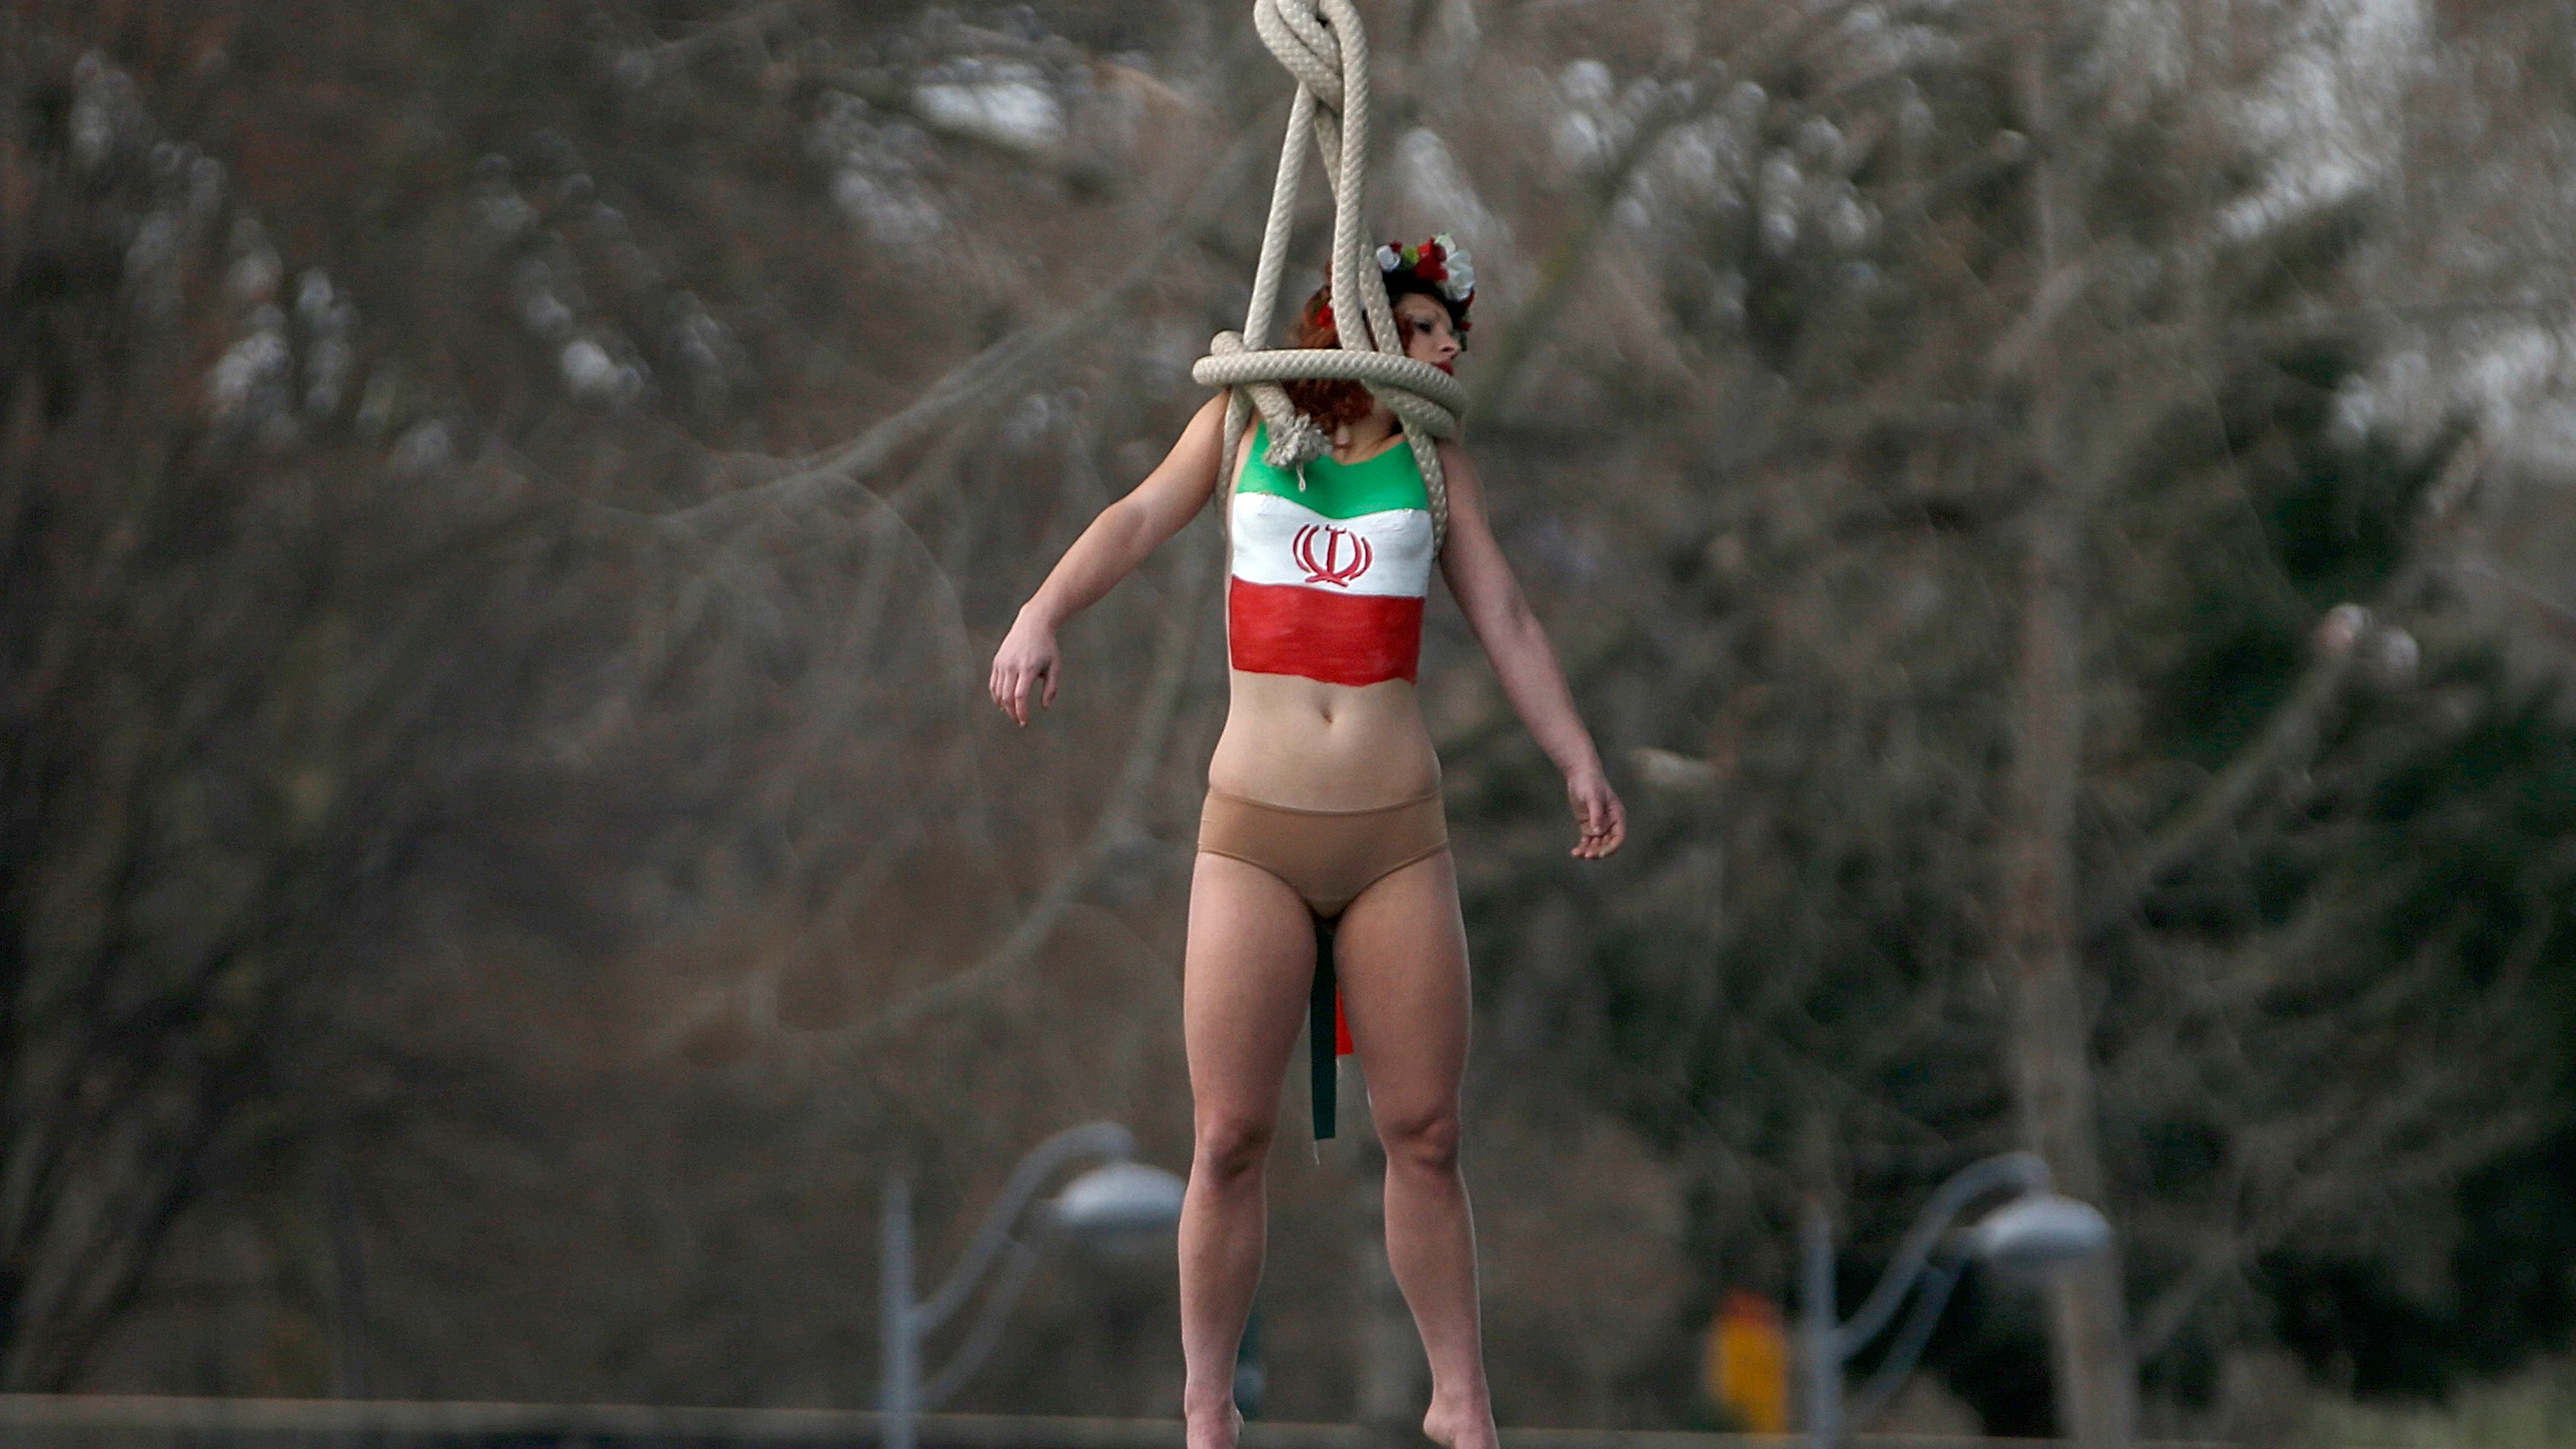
[
  {"left": 2081, "top": 429, "right": 2493, "bottom": 937},
  {"left": 634, "top": 131, "right": 1264, "bottom": 537},
  {"left": 1463, "top": 0, "right": 1879, "bottom": 421},
  {"left": 841, "top": 520, "right": 1218, "bottom": 1047}
]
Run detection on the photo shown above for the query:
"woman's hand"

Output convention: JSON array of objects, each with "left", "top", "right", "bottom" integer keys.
[
  {"left": 989, "top": 611, "right": 1062, "bottom": 726},
  {"left": 985, "top": 394, "right": 1231, "bottom": 728},
  {"left": 1567, "top": 763, "right": 1626, "bottom": 859},
  {"left": 1433, "top": 441, "right": 1627, "bottom": 861}
]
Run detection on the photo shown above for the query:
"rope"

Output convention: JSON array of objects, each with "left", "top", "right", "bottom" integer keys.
[{"left": 1189, "top": 0, "right": 1468, "bottom": 552}]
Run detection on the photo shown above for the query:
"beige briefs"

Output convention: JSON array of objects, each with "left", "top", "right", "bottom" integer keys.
[{"left": 1197, "top": 787, "right": 1449, "bottom": 918}]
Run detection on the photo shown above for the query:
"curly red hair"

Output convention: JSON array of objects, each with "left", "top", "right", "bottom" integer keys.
[
  {"left": 1278, "top": 276, "right": 1470, "bottom": 432},
  {"left": 1280, "top": 289, "right": 1374, "bottom": 434}
]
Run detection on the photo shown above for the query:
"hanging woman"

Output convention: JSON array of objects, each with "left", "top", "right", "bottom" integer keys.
[{"left": 988, "top": 235, "right": 1624, "bottom": 1449}]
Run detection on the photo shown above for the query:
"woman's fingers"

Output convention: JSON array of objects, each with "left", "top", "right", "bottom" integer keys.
[
  {"left": 1015, "top": 662, "right": 1043, "bottom": 725},
  {"left": 1592, "top": 794, "right": 1626, "bottom": 856},
  {"left": 991, "top": 661, "right": 1022, "bottom": 724},
  {"left": 1568, "top": 778, "right": 1625, "bottom": 858},
  {"left": 988, "top": 650, "right": 1056, "bottom": 726}
]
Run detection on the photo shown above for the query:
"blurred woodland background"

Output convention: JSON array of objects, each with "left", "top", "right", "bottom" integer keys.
[{"left": 4, "top": 0, "right": 2576, "bottom": 1442}]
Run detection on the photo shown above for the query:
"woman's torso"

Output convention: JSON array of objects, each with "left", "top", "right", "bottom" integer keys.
[{"left": 1206, "top": 416, "right": 1442, "bottom": 810}]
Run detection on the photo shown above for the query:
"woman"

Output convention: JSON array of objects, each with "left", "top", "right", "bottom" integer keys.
[{"left": 989, "top": 237, "right": 1625, "bottom": 1449}]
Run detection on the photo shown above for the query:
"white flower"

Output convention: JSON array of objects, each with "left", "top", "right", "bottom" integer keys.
[
  {"left": 1376, "top": 243, "right": 1402, "bottom": 271},
  {"left": 1422, "top": 232, "right": 1475, "bottom": 299},
  {"left": 1443, "top": 245, "right": 1475, "bottom": 301}
]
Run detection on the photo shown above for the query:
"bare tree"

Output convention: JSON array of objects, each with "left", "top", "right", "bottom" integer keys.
[
  {"left": 0, "top": 36, "right": 606, "bottom": 1387},
  {"left": 7, "top": 0, "right": 2574, "bottom": 1430}
]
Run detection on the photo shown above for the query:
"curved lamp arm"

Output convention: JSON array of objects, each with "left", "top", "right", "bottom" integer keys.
[
  {"left": 1831, "top": 1151, "right": 2049, "bottom": 1358},
  {"left": 912, "top": 1121, "right": 1134, "bottom": 1335},
  {"left": 920, "top": 1236, "right": 1045, "bottom": 1407},
  {"left": 1847, "top": 1249, "right": 1967, "bottom": 1427}
]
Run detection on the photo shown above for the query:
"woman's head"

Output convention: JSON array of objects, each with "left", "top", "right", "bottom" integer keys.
[{"left": 1280, "top": 235, "right": 1474, "bottom": 430}]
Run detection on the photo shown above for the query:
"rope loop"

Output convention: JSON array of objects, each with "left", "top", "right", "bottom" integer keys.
[
  {"left": 1191, "top": 0, "right": 1462, "bottom": 552},
  {"left": 1252, "top": 0, "right": 1344, "bottom": 110}
]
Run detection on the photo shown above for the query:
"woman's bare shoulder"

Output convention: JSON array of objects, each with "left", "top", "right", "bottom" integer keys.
[{"left": 1432, "top": 436, "right": 1487, "bottom": 493}]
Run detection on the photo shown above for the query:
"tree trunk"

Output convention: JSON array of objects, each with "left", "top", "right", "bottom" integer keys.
[
  {"left": 1998, "top": 503, "right": 2136, "bottom": 1449},
  {"left": 2000, "top": 13, "right": 2138, "bottom": 1447}
]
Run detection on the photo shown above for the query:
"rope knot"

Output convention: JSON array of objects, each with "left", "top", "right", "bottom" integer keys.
[
  {"left": 1194, "top": 0, "right": 1461, "bottom": 553},
  {"left": 1253, "top": 0, "right": 1347, "bottom": 112},
  {"left": 1262, "top": 414, "right": 1330, "bottom": 470}
]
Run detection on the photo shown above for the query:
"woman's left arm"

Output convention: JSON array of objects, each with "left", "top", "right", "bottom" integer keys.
[{"left": 1435, "top": 441, "right": 1626, "bottom": 858}]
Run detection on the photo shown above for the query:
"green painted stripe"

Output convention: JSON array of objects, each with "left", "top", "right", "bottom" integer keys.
[{"left": 1237, "top": 422, "right": 1431, "bottom": 519}]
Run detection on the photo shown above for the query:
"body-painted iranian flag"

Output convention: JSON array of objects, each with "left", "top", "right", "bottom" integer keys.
[{"left": 1227, "top": 430, "right": 1435, "bottom": 688}]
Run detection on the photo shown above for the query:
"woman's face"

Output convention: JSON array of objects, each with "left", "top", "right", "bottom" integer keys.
[{"left": 1395, "top": 293, "right": 1461, "bottom": 374}]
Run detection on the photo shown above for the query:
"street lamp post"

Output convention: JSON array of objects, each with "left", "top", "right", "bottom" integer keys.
[
  {"left": 881, "top": 1122, "right": 1187, "bottom": 1449},
  {"left": 1799, "top": 1151, "right": 2112, "bottom": 1447}
]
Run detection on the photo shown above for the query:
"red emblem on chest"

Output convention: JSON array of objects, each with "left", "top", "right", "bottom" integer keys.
[{"left": 1293, "top": 525, "right": 1373, "bottom": 587}]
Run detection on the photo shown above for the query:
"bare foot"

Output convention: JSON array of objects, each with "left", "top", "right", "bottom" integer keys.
[
  {"left": 1183, "top": 1403, "right": 1243, "bottom": 1449},
  {"left": 1423, "top": 1399, "right": 1498, "bottom": 1449}
]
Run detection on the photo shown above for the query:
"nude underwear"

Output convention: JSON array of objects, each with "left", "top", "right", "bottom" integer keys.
[{"left": 1196, "top": 787, "right": 1449, "bottom": 918}]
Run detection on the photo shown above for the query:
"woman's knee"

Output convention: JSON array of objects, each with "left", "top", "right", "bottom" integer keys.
[
  {"left": 1376, "top": 1104, "right": 1461, "bottom": 1175},
  {"left": 1193, "top": 1109, "right": 1278, "bottom": 1182}
]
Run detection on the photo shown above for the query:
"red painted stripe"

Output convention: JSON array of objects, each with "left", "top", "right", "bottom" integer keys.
[{"left": 1227, "top": 578, "right": 1423, "bottom": 687}]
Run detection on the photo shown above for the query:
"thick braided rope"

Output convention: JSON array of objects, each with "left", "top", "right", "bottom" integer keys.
[{"left": 1189, "top": 0, "right": 1466, "bottom": 552}]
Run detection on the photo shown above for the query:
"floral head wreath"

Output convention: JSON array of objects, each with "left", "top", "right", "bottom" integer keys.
[
  {"left": 1307, "top": 233, "right": 1477, "bottom": 339},
  {"left": 1376, "top": 232, "right": 1475, "bottom": 328}
]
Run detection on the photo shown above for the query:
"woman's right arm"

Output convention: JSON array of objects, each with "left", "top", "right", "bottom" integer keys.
[{"left": 989, "top": 392, "right": 1231, "bottom": 725}]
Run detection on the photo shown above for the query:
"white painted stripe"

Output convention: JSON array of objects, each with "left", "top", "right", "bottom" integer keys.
[{"left": 1229, "top": 491, "right": 1435, "bottom": 598}]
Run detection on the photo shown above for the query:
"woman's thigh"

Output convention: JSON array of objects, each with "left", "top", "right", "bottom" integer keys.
[
  {"left": 1184, "top": 851, "right": 1319, "bottom": 1127},
  {"left": 1331, "top": 850, "right": 1470, "bottom": 1130}
]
